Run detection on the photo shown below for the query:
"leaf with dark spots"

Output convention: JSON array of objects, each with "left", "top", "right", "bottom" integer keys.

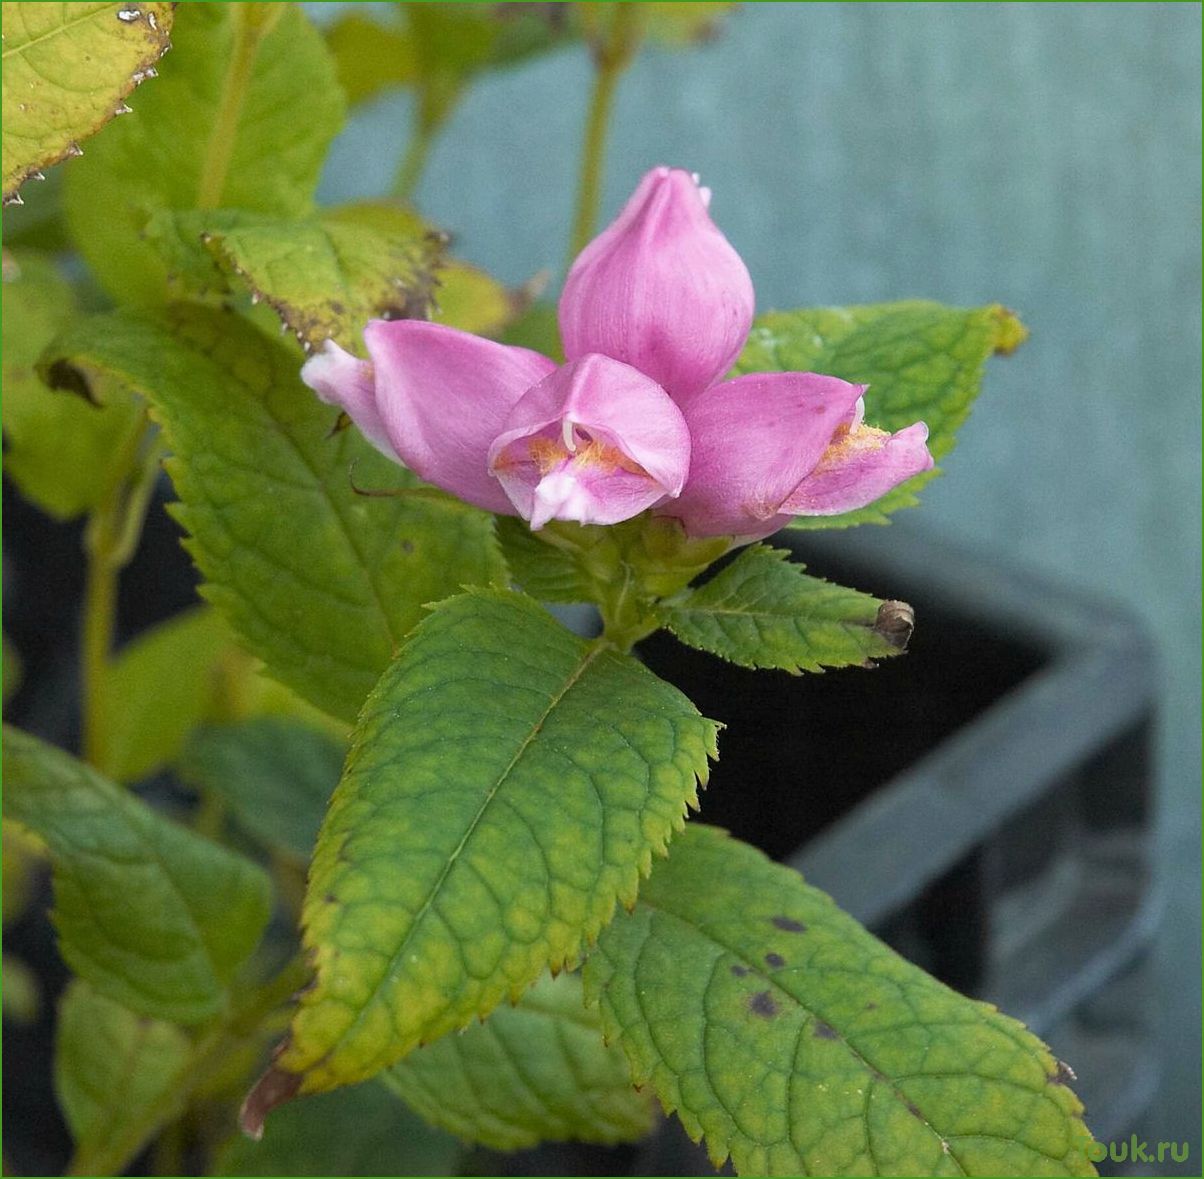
[
  {"left": 771, "top": 915, "right": 806, "bottom": 933},
  {"left": 748, "top": 991, "right": 779, "bottom": 1019},
  {"left": 730, "top": 964, "right": 749, "bottom": 978},
  {"left": 764, "top": 952, "right": 786, "bottom": 969},
  {"left": 587, "top": 826, "right": 1097, "bottom": 1177}
]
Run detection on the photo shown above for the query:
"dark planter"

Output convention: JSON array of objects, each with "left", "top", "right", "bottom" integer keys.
[{"left": 3, "top": 486, "right": 1158, "bottom": 1177}]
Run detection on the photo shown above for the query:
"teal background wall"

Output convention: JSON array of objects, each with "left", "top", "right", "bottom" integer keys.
[{"left": 312, "top": 0, "right": 1202, "bottom": 1158}]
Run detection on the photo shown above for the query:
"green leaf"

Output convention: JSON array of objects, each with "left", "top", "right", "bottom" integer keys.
[
  {"left": 324, "top": 12, "right": 418, "bottom": 106},
  {"left": 735, "top": 301, "right": 1027, "bottom": 528},
  {"left": 248, "top": 589, "right": 717, "bottom": 1108},
  {"left": 99, "top": 606, "right": 232, "bottom": 783},
  {"left": 331, "top": 5, "right": 569, "bottom": 129},
  {"left": 1, "top": 249, "right": 143, "bottom": 520},
  {"left": 39, "top": 305, "right": 505, "bottom": 723},
  {"left": 144, "top": 207, "right": 440, "bottom": 350},
  {"left": 383, "top": 971, "right": 654, "bottom": 1150},
  {"left": 2, "top": 953, "right": 40, "bottom": 1023},
  {"left": 2, "top": 820, "right": 42, "bottom": 925},
  {"left": 63, "top": 3, "right": 345, "bottom": 305},
  {"left": 661, "top": 545, "right": 912, "bottom": 673},
  {"left": 55, "top": 979, "right": 190, "bottom": 1152},
  {"left": 499, "top": 300, "right": 564, "bottom": 360},
  {"left": 1, "top": 1, "right": 173, "bottom": 201},
  {"left": 216, "top": 1082, "right": 460, "bottom": 1177},
  {"left": 586, "top": 825, "right": 1096, "bottom": 1177},
  {"left": 179, "top": 717, "right": 345, "bottom": 860},
  {"left": 2, "top": 726, "right": 272, "bottom": 1023},
  {"left": 494, "top": 516, "right": 595, "bottom": 604},
  {"left": 639, "top": 2, "right": 738, "bottom": 45},
  {"left": 3, "top": 632, "right": 22, "bottom": 706},
  {"left": 434, "top": 261, "right": 516, "bottom": 337}
]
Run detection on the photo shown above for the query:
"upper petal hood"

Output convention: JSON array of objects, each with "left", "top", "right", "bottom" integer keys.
[
  {"left": 559, "top": 166, "right": 755, "bottom": 404},
  {"left": 662, "top": 371, "right": 866, "bottom": 538},
  {"left": 488, "top": 354, "right": 690, "bottom": 529},
  {"left": 359, "top": 320, "right": 556, "bottom": 513}
]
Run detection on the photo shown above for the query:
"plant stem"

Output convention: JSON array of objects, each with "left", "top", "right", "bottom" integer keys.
[
  {"left": 568, "top": 5, "right": 641, "bottom": 262},
  {"left": 392, "top": 119, "right": 435, "bottom": 202},
  {"left": 80, "top": 547, "right": 119, "bottom": 768},
  {"left": 196, "top": 4, "right": 280, "bottom": 209},
  {"left": 67, "top": 954, "right": 311, "bottom": 1178},
  {"left": 79, "top": 420, "right": 159, "bottom": 769}
]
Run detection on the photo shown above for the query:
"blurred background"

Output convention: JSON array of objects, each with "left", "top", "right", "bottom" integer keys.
[{"left": 308, "top": 0, "right": 1201, "bottom": 1167}]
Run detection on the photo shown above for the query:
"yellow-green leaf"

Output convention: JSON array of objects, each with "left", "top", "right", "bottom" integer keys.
[
  {"left": 1, "top": 2, "right": 172, "bottom": 201},
  {"left": 98, "top": 606, "right": 231, "bottom": 783},
  {"left": 39, "top": 306, "right": 505, "bottom": 723},
  {"left": 63, "top": 3, "right": 344, "bottom": 305},
  {"left": 244, "top": 590, "right": 717, "bottom": 1118},
  {"left": 1, "top": 249, "right": 142, "bottom": 520},
  {"left": 661, "top": 545, "right": 912, "bottom": 673}
]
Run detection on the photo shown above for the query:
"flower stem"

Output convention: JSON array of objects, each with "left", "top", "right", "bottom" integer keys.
[
  {"left": 568, "top": 5, "right": 641, "bottom": 263},
  {"left": 80, "top": 547, "right": 119, "bottom": 768},
  {"left": 196, "top": 4, "right": 281, "bottom": 209},
  {"left": 80, "top": 421, "right": 162, "bottom": 770},
  {"left": 392, "top": 119, "right": 435, "bottom": 202}
]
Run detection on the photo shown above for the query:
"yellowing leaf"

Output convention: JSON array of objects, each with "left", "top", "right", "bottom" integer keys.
[
  {"left": 1, "top": 2, "right": 172, "bottom": 201},
  {"left": 243, "top": 590, "right": 716, "bottom": 1118}
]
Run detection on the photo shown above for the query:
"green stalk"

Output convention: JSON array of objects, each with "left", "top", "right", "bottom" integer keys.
[
  {"left": 196, "top": 4, "right": 281, "bottom": 209},
  {"left": 80, "top": 421, "right": 159, "bottom": 769},
  {"left": 568, "top": 4, "right": 642, "bottom": 262},
  {"left": 80, "top": 545, "right": 119, "bottom": 769},
  {"left": 392, "top": 117, "right": 436, "bottom": 202}
]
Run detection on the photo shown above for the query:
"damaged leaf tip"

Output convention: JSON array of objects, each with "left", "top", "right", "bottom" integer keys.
[{"left": 239, "top": 1064, "right": 301, "bottom": 1141}]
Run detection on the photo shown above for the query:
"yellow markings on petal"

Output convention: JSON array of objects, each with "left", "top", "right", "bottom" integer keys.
[
  {"left": 527, "top": 437, "right": 567, "bottom": 474},
  {"left": 812, "top": 421, "right": 890, "bottom": 473},
  {"left": 506, "top": 432, "right": 646, "bottom": 478}
]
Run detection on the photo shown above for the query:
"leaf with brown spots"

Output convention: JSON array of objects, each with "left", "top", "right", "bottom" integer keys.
[
  {"left": 585, "top": 825, "right": 1098, "bottom": 1177},
  {"left": 1, "top": 2, "right": 173, "bottom": 201}
]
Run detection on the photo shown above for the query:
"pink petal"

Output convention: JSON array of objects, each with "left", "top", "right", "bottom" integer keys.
[
  {"left": 559, "top": 166, "right": 755, "bottom": 404},
  {"left": 780, "top": 421, "right": 934, "bottom": 516},
  {"left": 362, "top": 320, "right": 556, "bottom": 514},
  {"left": 300, "top": 340, "right": 399, "bottom": 461},
  {"left": 487, "top": 354, "right": 690, "bottom": 529},
  {"left": 661, "top": 372, "right": 866, "bottom": 538}
]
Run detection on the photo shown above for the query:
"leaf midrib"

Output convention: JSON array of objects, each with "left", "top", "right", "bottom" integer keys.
[
  {"left": 2, "top": 3, "right": 113, "bottom": 60},
  {"left": 629, "top": 897, "right": 971, "bottom": 1176},
  {"left": 316, "top": 637, "right": 607, "bottom": 1064}
]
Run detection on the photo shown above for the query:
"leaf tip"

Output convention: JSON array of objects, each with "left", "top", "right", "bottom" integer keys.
[
  {"left": 990, "top": 305, "right": 1029, "bottom": 355},
  {"left": 872, "top": 599, "right": 915, "bottom": 650},
  {"left": 239, "top": 1064, "right": 302, "bottom": 1140}
]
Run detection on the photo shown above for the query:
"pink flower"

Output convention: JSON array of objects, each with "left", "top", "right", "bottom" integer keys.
[{"left": 302, "top": 166, "right": 932, "bottom": 537}]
